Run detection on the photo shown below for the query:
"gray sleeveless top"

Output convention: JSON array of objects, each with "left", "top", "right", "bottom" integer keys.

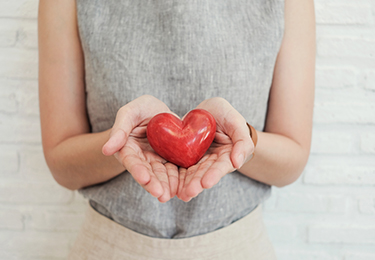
[{"left": 77, "top": 0, "right": 284, "bottom": 239}]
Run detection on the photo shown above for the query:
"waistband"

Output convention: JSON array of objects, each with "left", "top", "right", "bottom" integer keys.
[{"left": 80, "top": 203, "right": 264, "bottom": 258}]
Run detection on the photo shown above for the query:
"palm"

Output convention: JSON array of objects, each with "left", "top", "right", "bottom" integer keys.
[
  {"left": 177, "top": 131, "right": 236, "bottom": 202},
  {"left": 103, "top": 96, "right": 253, "bottom": 203},
  {"left": 177, "top": 97, "right": 254, "bottom": 202},
  {"left": 116, "top": 124, "right": 179, "bottom": 203}
]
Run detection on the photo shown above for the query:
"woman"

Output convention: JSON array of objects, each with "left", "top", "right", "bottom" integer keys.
[{"left": 38, "top": 0, "right": 315, "bottom": 259}]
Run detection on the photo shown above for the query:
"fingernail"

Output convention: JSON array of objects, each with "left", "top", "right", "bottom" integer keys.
[
  {"left": 113, "top": 152, "right": 119, "bottom": 160},
  {"left": 238, "top": 154, "right": 244, "bottom": 168}
]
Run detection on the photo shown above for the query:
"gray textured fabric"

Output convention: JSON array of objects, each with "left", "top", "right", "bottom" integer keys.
[{"left": 77, "top": 0, "right": 284, "bottom": 239}]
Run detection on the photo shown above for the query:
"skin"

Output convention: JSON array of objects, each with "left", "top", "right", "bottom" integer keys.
[{"left": 38, "top": 0, "right": 315, "bottom": 203}]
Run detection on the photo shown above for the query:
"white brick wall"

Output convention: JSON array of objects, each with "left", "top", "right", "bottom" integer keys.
[
  {"left": 262, "top": 1, "right": 375, "bottom": 259},
  {"left": 0, "top": 0, "right": 374, "bottom": 259}
]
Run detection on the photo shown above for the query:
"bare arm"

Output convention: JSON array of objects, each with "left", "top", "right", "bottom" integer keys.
[
  {"left": 39, "top": 1, "right": 178, "bottom": 201},
  {"left": 173, "top": 0, "right": 315, "bottom": 200},
  {"left": 238, "top": 0, "right": 316, "bottom": 187},
  {"left": 38, "top": 0, "right": 125, "bottom": 190}
]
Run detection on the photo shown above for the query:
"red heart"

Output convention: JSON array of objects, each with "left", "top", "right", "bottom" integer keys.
[{"left": 147, "top": 109, "right": 216, "bottom": 168}]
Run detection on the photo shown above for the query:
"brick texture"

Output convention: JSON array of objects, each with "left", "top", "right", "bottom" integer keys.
[
  {"left": 345, "top": 253, "right": 375, "bottom": 260},
  {"left": 308, "top": 225, "right": 375, "bottom": 244},
  {"left": 364, "top": 70, "right": 375, "bottom": 91},
  {"left": 360, "top": 133, "right": 375, "bottom": 154},
  {"left": 316, "top": 3, "right": 373, "bottom": 25},
  {"left": 315, "top": 67, "right": 358, "bottom": 89}
]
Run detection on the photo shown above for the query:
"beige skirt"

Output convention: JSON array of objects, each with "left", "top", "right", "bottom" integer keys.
[{"left": 68, "top": 203, "right": 276, "bottom": 260}]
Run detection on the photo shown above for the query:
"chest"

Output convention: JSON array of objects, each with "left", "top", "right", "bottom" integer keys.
[{"left": 76, "top": 0, "right": 284, "bottom": 131}]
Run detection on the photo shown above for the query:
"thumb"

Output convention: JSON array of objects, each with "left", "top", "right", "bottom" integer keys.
[
  {"left": 102, "top": 129, "right": 128, "bottom": 156},
  {"left": 102, "top": 106, "right": 138, "bottom": 156},
  {"left": 102, "top": 95, "right": 171, "bottom": 156},
  {"left": 230, "top": 124, "right": 254, "bottom": 169}
]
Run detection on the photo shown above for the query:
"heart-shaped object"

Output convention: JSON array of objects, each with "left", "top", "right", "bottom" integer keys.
[{"left": 147, "top": 109, "right": 216, "bottom": 168}]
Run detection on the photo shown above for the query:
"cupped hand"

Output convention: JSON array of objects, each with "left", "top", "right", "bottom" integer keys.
[
  {"left": 102, "top": 95, "right": 179, "bottom": 203},
  {"left": 177, "top": 97, "right": 255, "bottom": 202}
]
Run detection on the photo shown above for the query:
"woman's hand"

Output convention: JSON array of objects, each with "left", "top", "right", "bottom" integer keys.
[
  {"left": 102, "top": 95, "right": 179, "bottom": 203},
  {"left": 177, "top": 97, "right": 255, "bottom": 202}
]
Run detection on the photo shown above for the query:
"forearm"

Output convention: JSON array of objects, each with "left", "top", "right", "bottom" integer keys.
[
  {"left": 238, "top": 130, "right": 310, "bottom": 187},
  {"left": 45, "top": 129, "right": 125, "bottom": 190}
]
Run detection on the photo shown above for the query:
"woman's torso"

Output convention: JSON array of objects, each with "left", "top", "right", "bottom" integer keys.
[{"left": 76, "top": 0, "right": 284, "bottom": 238}]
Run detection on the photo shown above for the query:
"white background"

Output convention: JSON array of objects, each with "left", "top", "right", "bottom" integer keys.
[{"left": 0, "top": 0, "right": 375, "bottom": 259}]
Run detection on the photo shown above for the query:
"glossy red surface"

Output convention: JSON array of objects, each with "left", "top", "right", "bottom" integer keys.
[{"left": 147, "top": 109, "right": 216, "bottom": 168}]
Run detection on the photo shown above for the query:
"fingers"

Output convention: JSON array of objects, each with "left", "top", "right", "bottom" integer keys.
[
  {"left": 229, "top": 124, "right": 254, "bottom": 169},
  {"left": 201, "top": 155, "right": 235, "bottom": 189},
  {"left": 177, "top": 167, "right": 187, "bottom": 200},
  {"left": 182, "top": 156, "right": 213, "bottom": 198},
  {"left": 195, "top": 97, "right": 253, "bottom": 169},
  {"left": 102, "top": 129, "right": 127, "bottom": 156},
  {"left": 217, "top": 108, "right": 253, "bottom": 169},
  {"left": 177, "top": 154, "right": 227, "bottom": 202},
  {"left": 118, "top": 146, "right": 164, "bottom": 198},
  {"left": 150, "top": 161, "right": 171, "bottom": 203},
  {"left": 178, "top": 164, "right": 201, "bottom": 202},
  {"left": 118, "top": 143, "right": 182, "bottom": 203},
  {"left": 103, "top": 95, "right": 170, "bottom": 156},
  {"left": 165, "top": 163, "right": 179, "bottom": 198},
  {"left": 103, "top": 107, "right": 138, "bottom": 156}
]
